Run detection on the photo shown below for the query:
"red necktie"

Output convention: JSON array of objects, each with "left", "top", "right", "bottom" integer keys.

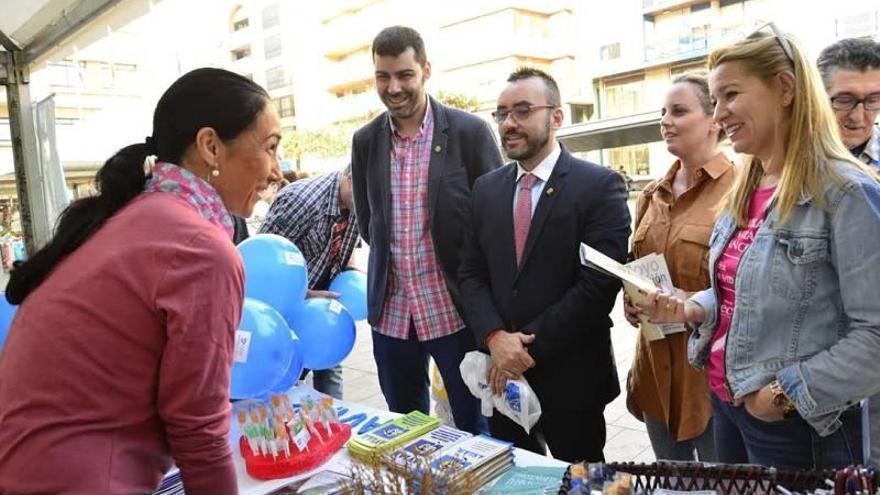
[{"left": 514, "top": 174, "right": 538, "bottom": 266}]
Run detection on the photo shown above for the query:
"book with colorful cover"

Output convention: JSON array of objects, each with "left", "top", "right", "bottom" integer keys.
[
  {"left": 484, "top": 465, "right": 566, "bottom": 494},
  {"left": 626, "top": 253, "right": 687, "bottom": 339}
]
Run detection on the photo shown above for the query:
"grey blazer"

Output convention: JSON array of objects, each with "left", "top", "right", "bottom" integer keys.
[{"left": 351, "top": 96, "right": 503, "bottom": 326}]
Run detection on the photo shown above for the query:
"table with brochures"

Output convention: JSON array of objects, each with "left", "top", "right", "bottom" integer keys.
[{"left": 154, "top": 383, "right": 566, "bottom": 495}]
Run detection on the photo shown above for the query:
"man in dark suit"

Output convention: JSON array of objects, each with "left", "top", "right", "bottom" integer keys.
[
  {"left": 459, "top": 68, "right": 631, "bottom": 461},
  {"left": 350, "top": 26, "right": 503, "bottom": 434}
]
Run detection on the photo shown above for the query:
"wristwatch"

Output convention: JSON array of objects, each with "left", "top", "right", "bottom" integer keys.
[{"left": 768, "top": 380, "right": 797, "bottom": 417}]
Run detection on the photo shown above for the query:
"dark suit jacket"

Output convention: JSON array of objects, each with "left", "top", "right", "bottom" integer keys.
[
  {"left": 351, "top": 96, "right": 504, "bottom": 326},
  {"left": 459, "top": 147, "right": 631, "bottom": 411}
]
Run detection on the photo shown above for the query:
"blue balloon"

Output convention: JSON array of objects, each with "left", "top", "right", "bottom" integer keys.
[
  {"left": 237, "top": 234, "right": 308, "bottom": 319},
  {"left": 269, "top": 329, "right": 305, "bottom": 393},
  {"left": 286, "top": 298, "right": 356, "bottom": 370},
  {"left": 231, "top": 298, "right": 295, "bottom": 399},
  {"left": 328, "top": 270, "right": 368, "bottom": 321},
  {"left": 0, "top": 293, "right": 16, "bottom": 351}
]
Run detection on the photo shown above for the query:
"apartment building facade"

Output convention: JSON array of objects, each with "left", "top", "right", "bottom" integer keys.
[{"left": 568, "top": 0, "right": 880, "bottom": 179}]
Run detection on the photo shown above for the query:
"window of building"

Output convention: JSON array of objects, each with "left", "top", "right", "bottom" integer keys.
[
  {"left": 266, "top": 66, "right": 285, "bottom": 90},
  {"left": 570, "top": 103, "right": 593, "bottom": 124},
  {"left": 111, "top": 62, "right": 137, "bottom": 89},
  {"left": 231, "top": 45, "right": 251, "bottom": 61},
  {"left": 644, "top": 2, "right": 714, "bottom": 61},
  {"left": 45, "top": 60, "right": 81, "bottom": 89},
  {"left": 608, "top": 144, "right": 650, "bottom": 177},
  {"left": 275, "top": 95, "right": 295, "bottom": 118},
  {"left": 603, "top": 75, "right": 646, "bottom": 118},
  {"left": 231, "top": 5, "right": 249, "bottom": 32},
  {"left": 600, "top": 42, "right": 621, "bottom": 61},
  {"left": 262, "top": 4, "right": 280, "bottom": 29},
  {"left": 233, "top": 18, "right": 249, "bottom": 31},
  {"left": 264, "top": 34, "right": 282, "bottom": 59}
]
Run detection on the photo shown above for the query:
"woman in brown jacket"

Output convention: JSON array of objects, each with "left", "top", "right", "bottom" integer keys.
[{"left": 624, "top": 73, "right": 737, "bottom": 461}]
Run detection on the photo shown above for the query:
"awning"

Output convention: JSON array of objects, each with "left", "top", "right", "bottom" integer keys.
[
  {"left": 1, "top": 0, "right": 136, "bottom": 252},
  {"left": 557, "top": 111, "right": 661, "bottom": 153}
]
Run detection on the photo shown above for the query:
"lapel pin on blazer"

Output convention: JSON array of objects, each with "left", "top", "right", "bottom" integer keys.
[
  {"left": 546, "top": 187, "right": 555, "bottom": 196},
  {"left": 434, "top": 145, "right": 442, "bottom": 153}
]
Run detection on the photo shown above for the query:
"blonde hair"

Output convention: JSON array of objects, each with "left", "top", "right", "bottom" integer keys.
[{"left": 707, "top": 28, "right": 877, "bottom": 226}]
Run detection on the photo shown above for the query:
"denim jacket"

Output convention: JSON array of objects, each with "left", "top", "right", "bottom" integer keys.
[{"left": 689, "top": 160, "right": 880, "bottom": 436}]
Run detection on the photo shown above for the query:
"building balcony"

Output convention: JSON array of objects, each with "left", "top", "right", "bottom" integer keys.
[
  {"left": 643, "top": 22, "right": 752, "bottom": 64},
  {"left": 642, "top": 0, "right": 709, "bottom": 18},
  {"left": 224, "top": 27, "right": 252, "bottom": 53},
  {"left": 324, "top": 54, "right": 373, "bottom": 91},
  {"left": 327, "top": 91, "right": 382, "bottom": 125}
]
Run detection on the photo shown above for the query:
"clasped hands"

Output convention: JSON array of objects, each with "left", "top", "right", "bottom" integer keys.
[{"left": 486, "top": 331, "right": 535, "bottom": 396}]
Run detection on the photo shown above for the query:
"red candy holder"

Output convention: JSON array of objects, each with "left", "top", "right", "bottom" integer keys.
[{"left": 239, "top": 422, "right": 352, "bottom": 479}]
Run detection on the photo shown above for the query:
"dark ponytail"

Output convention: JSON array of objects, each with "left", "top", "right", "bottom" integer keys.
[{"left": 6, "top": 68, "right": 269, "bottom": 304}]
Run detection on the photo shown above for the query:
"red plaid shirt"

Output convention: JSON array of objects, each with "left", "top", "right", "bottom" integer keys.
[{"left": 376, "top": 103, "right": 465, "bottom": 341}]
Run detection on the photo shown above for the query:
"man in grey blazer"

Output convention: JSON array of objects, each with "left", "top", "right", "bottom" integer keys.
[{"left": 351, "top": 26, "right": 502, "bottom": 434}]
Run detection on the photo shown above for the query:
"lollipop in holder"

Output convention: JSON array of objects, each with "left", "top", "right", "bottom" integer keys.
[{"left": 237, "top": 394, "right": 351, "bottom": 479}]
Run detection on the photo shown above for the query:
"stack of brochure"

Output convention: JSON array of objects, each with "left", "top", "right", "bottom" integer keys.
[
  {"left": 346, "top": 410, "right": 440, "bottom": 461},
  {"left": 386, "top": 425, "right": 473, "bottom": 471},
  {"left": 579, "top": 243, "right": 686, "bottom": 341},
  {"left": 423, "top": 435, "right": 514, "bottom": 491}
]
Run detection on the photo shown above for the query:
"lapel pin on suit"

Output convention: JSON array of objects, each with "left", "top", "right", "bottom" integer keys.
[
  {"left": 434, "top": 145, "right": 442, "bottom": 153},
  {"left": 546, "top": 187, "right": 555, "bottom": 196}
]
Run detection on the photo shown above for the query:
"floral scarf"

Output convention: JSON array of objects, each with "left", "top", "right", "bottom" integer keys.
[{"left": 143, "top": 162, "right": 234, "bottom": 239}]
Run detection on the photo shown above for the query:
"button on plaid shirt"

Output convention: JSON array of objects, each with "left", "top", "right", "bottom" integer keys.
[
  {"left": 376, "top": 104, "right": 465, "bottom": 341},
  {"left": 259, "top": 171, "right": 359, "bottom": 290}
]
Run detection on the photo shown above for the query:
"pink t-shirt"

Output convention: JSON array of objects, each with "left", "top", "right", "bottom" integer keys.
[{"left": 707, "top": 186, "right": 775, "bottom": 402}]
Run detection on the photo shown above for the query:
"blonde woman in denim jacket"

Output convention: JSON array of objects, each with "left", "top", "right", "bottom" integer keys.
[{"left": 638, "top": 24, "right": 880, "bottom": 470}]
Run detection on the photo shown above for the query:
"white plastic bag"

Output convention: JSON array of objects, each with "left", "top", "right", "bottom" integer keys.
[
  {"left": 459, "top": 351, "right": 542, "bottom": 434},
  {"left": 429, "top": 359, "right": 455, "bottom": 427}
]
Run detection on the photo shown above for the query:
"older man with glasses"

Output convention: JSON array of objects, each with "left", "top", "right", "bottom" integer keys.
[{"left": 818, "top": 38, "right": 880, "bottom": 169}]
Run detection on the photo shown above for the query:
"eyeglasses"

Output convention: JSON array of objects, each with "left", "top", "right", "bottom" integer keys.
[
  {"left": 746, "top": 22, "right": 795, "bottom": 63},
  {"left": 491, "top": 103, "right": 557, "bottom": 125},
  {"left": 830, "top": 93, "right": 880, "bottom": 112}
]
